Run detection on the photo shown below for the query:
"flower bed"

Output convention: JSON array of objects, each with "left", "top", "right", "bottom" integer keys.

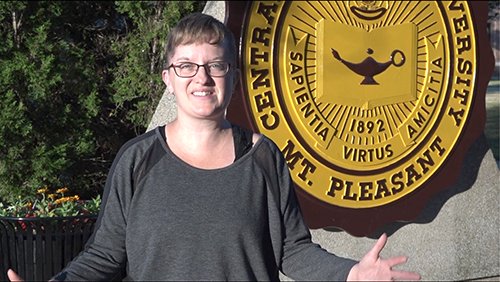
[
  {"left": 0, "top": 187, "right": 101, "bottom": 218},
  {"left": 0, "top": 187, "right": 101, "bottom": 280}
]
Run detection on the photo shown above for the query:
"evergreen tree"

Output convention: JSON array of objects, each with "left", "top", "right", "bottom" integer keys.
[
  {"left": 0, "top": 1, "right": 205, "bottom": 203},
  {"left": 110, "top": 1, "right": 205, "bottom": 134},
  {"left": 0, "top": 1, "right": 102, "bottom": 201}
]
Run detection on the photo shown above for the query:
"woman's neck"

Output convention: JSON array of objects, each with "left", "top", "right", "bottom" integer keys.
[{"left": 164, "top": 118, "right": 235, "bottom": 169}]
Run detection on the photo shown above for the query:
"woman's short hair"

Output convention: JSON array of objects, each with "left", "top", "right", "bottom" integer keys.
[{"left": 164, "top": 13, "right": 237, "bottom": 67}]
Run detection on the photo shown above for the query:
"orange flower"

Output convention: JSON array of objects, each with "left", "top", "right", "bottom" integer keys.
[
  {"left": 37, "top": 188, "right": 49, "bottom": 194},
  {"left": 56, "top": 187, "right": 69, "bottom": 194},
  {"left": 54, "top": 197, "right": 70, "bottom": 205}
]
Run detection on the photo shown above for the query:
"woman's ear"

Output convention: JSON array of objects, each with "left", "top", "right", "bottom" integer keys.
[{"left": 162, "top": 69, "right": 174, "bottom": 94}]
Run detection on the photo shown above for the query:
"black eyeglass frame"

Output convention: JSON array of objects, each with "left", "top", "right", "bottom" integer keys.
[{"left": 166, "top": 62, "right": 231, "bottom": 78}]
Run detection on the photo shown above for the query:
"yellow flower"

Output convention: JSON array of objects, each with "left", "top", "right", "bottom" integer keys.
[
  {"left": 37, "top": 188, "right": 49, "bottom": 194},
  {"left": 48, "top": 194, "right": 57, "bottom": 200},
  {"left": 54, "top": 197, "right": 70, "bottom": 205},
  {"left": 56, "top": 187, "right": 69, "bottom": 194}
]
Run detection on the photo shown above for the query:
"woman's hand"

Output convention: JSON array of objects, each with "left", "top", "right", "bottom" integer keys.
[
  {"left": 7, "top": 269, "right": 23, "bottom": 282},
  {"left": 346, "top": 233, "right": 421, "bottom": 281}
]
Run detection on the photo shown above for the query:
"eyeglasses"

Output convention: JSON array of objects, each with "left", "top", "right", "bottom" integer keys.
[{"left": 167, "top": 61, "right": 231, "bottom": 78}]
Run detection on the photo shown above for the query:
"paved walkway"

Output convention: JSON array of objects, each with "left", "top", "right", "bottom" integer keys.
[{"left": 486, "top": 77, "right": 499, "bottom": 168}]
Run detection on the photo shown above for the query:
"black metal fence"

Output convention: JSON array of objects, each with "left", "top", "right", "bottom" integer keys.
[{"left": 0, "top": 216, "right": 97, "bottom": 281}]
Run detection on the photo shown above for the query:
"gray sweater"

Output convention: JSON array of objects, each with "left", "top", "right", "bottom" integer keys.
[{"left": 53, "top": 126, "right": 357, "bottom": 281}]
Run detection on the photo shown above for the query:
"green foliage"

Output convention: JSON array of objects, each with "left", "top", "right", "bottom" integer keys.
[
  {"left": 110, "top": 1, "right": 205, "bottom": 132},
  {"left": 0, "top": 1, "right": 205, "bottom": 205},
  {"left": 0, "top": 2, "right": 101, "bottom": 201}
]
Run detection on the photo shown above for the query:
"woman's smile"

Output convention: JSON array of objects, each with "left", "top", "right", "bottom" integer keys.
[{"left": 192, "top": 91, "right": 212, "bottom": 97}]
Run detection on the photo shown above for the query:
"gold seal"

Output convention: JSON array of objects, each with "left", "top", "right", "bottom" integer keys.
[{"left": 241, "top": 1, "right": 477, "bottom": 209}]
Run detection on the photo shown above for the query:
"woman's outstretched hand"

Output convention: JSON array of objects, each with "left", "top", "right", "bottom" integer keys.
[
  {"left": 7, "top": 269, "right": 23, "bottom": 282},
  {"left": 346, "top": 233, "right": 421, "bottom": 281}
]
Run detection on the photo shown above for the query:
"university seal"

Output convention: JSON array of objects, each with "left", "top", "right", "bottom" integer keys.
[{"left": 225, "top": 1, "right": 494, "bottom": 236}]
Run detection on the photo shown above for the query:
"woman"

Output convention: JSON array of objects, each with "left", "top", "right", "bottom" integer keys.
[{"left": 8, "top": 13, "right": 420, "bottom": 281}]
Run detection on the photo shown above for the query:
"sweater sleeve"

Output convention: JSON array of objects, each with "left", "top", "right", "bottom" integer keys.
[
  {"left": 51, "top": 141, "right": 137, "bottom": 281},
  {"left": 268, "top": 140, "right": 358, "bottom": 280}
]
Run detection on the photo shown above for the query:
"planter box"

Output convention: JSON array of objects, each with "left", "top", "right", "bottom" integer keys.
[{"left": 0, "top": 215, "right": 97, "bottom": 281}]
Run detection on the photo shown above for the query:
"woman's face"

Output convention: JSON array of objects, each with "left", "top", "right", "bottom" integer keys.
[{"left": 162, "top": 41, "right": 238, "bottom": 122}]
